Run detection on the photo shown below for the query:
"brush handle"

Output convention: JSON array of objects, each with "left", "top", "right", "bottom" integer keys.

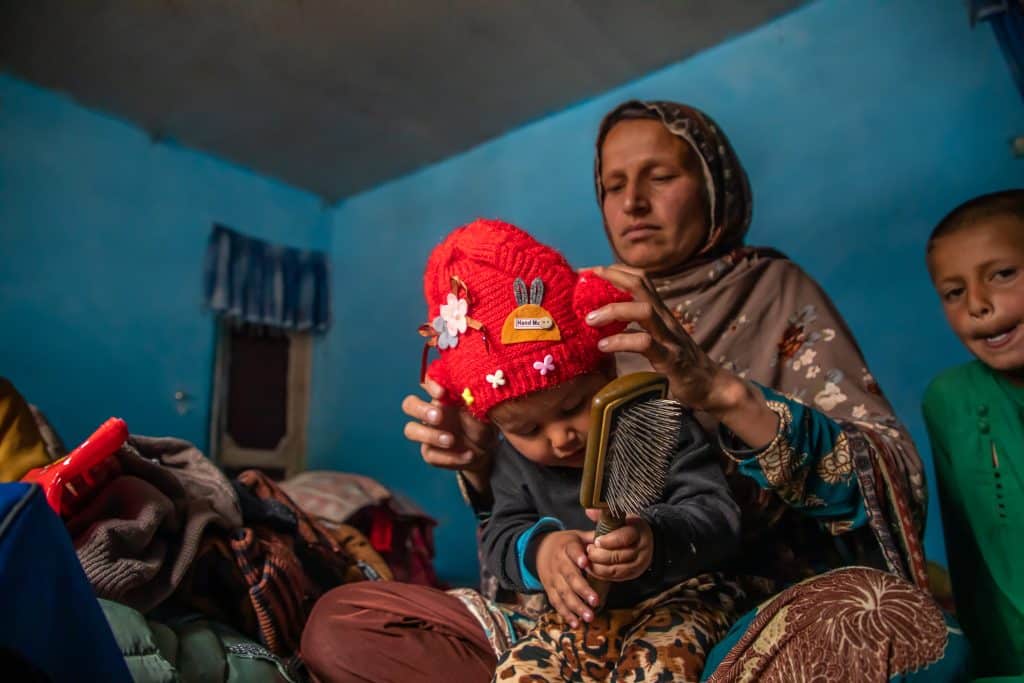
[
  {"left": 595, "top": 509, "right": 625, "bottom": 537},
  {"left": 589, "top": 509, "right": 625, "bottom": 610}
]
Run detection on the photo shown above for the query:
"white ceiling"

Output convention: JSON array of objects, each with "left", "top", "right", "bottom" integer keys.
[{"left": 1, "top": 0, "right": 808, "bottom": 201}]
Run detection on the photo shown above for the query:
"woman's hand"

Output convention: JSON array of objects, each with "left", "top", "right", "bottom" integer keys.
[
  {"left": 401, "top": 377, "right": 498, "bottom": 495},
  {"left": 535, "top": 529, "right": 599, "bottom": 628},
  {"left": 584, "top": 515, "right": 653, "bottom": 582},
  {"left": 585, "top": 264, "right": 778, "bottom": 448}
]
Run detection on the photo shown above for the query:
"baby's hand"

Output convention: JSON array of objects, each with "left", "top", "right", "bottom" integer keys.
[
  {"left": 535, "top": 529, "right": 599, "bottom": 628},
  {"left": 585, "top": 515, "right": 653, "bottom": 582}
]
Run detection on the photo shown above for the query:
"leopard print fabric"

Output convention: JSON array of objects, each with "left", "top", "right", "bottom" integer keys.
[{"left": 494, "top": 574, "right": 745, "bottom": 682}]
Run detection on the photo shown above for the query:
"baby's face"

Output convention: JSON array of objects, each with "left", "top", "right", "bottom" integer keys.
[
  {"left": 928, "top": 215, "right": 1024, "bottom": 379},
  {"left": 489, "top": 371, "right": 610, "bottom": 468}
]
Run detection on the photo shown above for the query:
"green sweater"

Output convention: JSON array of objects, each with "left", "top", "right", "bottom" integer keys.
[{"left": 923, "top": 361, "right": 1024, "bottom": 680}]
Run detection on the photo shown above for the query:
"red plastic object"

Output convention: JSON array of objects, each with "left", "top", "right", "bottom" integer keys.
[
  {"left": 369, "top": 506, "right": 394, "bottom": 553},
  {"left": 21, "top": 417, "right": 128, "bottom": 518}
]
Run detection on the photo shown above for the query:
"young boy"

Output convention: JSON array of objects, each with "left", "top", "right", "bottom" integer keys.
[
  {"left": 421, "top": 218, "right": 740, "bottom": 680},
  {"left": 923, "top": 189, "right": 1024, "bottom": 680}
]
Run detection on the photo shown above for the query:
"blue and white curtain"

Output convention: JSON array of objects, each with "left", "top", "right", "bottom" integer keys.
[
  {"left": 203, "top": 224, "right": 331, "bottom": 334},
  {"left": 972, "top": 0, "right": 1024, "bottom": 100}
]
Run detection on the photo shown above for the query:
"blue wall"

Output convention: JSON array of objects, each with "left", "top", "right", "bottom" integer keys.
[
  {"left": 0, "top": 74, "right": 327, "bottom": 451},
  {"left": 309, "top": 0, "right": 1022, "bottom": 585},
  {"left": 2, "top": 0, "right": 1021, "bottom": 588}
]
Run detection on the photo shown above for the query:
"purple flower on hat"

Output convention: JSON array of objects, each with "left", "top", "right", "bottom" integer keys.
[
  {"left": 533, "top": 354, "right": 555, "bottom": 376},
  {"left": 433, "top": 316, "right": 459, "bottom": 350}
]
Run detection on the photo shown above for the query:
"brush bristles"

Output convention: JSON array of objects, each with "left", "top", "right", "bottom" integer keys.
[{"left": 605, "top": 399, "right": 681, "bottom": 518}]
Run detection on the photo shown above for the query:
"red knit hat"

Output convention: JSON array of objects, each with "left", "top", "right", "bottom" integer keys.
[{"left": 420, "top": 218, "right": 631, "bottom": 420}]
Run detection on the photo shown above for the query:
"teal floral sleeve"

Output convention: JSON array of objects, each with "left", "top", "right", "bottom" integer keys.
[{"left": 721, "top": 384, "right": 865, "bottom": 532}]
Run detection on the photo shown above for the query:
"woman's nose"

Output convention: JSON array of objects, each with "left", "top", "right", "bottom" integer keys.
[{"left": 623, "top": 182, "right": 649, "bottom": 214}]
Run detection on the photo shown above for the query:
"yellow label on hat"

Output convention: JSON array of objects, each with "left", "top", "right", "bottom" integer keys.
[
  {"left": 501, "top": 277, "right": 561, "bottom": 344},
  {"left": 502, "top": 303, "right": 561, "bottom": 344},
  {"left": 514, "top": 317, "right": 553, "bottom": 330}
]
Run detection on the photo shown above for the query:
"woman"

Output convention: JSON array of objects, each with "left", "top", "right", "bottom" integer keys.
[{"left": 302, "top": 101, "right": 968, "bottom": 681}]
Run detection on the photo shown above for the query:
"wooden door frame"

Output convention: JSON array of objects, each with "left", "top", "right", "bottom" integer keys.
[{"left": 208, "top": 321, "right": 311, "bottom": 477}]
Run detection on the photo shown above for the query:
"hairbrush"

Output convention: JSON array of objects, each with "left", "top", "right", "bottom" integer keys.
[{"left": 580, "top": 372, "right": 681, "bottom": 607}]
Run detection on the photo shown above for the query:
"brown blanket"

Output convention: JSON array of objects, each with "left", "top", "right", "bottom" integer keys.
[{"left": 69, "top": 435, "right": 242, "bottom": 612}]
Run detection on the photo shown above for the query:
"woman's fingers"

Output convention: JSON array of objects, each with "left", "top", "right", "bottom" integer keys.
[
  {"left": 588, "top": 299, "right": 655, "bottom": 325},
  {"left": 403, "top": 392, "right": 493, "bottom": 450},
  {"left": 588, "top": 267, "right": 719, "bottom": 408},
  {"left": 596, "top": 330, "right": 665, "bottom": 358},
  {"left": 402, "top": 420, "right": 454, "bottom": 449},
  {"left": 420, "top": 377, "right": 446, "bottom": 401},
  {"left": 597, "top": 263, "right": 648, "bottom": 279},
  {"left": 459, "top": 410, "right": 496, "bottom": 449},
  {"left": 401, "top": 394, "right": 442, "bottom": 425},
  {"left": 588, "top": 264, "right": 657, "bottom": 300},
  {"left": 418, "top": 445, "right": 475, "bottom": 470},
  {"left": 403, "top": 383, "right": 496, "bottom": 475},
  {"left": 587, "top": 266, "right": 678, "bottom": 331},
  {"left": 589, "top": 297, "right": 677, "bottom": 337},
  {"left": 589, "top": 263, "right": 644, "bottom": 283}
]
